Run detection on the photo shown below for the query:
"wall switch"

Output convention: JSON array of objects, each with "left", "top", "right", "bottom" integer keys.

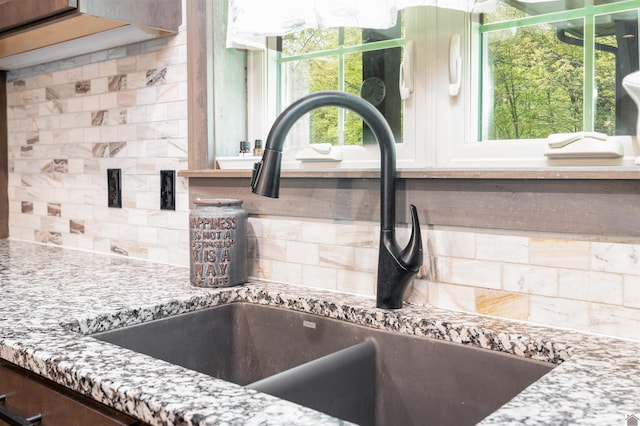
[
  {"left": 160, "top": 170, "right": 175, "bottom": 210},
  {"left": 107, "top": 169, "right": 122, "bottom": 208}
]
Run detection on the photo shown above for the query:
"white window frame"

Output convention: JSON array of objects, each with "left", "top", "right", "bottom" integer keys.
[
  {"left": 436, "top": 3, "right": 638, "bottom": 168},
  {"left": 246, "top": 4, "right": 640, "bottom": 171},
  {"left": 246, "top": 8, "right": 430, "bottom": 170}
]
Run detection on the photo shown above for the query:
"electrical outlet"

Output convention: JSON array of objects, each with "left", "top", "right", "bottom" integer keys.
[
  {"left": 107, "top": 169, "right": 122, "bottom": 208},
  {"left": 160, "top": 170, "right": 175, "bottom": 210}
]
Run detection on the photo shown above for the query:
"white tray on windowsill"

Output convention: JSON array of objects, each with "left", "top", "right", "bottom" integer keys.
[{"left": 216, "top": 156, "right": 263, "bottom": 169}]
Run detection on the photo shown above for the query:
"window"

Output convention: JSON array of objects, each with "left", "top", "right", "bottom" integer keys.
[
  {"left": 438, "top": 0, "right": 640, "bottom": 167},
  {"left": 479, "top": 1, "right": 640, "bottom": 141},
  {"left": 247, "top": 9, "right": 428, "bottom": 169},
  {"left": 279, "top": 23, "right": 404, "bottom": 148},
  {"left": 241, "top": 1, "right": 640, "bottom": 170}
]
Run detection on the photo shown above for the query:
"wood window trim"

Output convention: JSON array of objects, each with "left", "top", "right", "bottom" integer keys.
[
  {"left": 188, "top": 173, "right": 640, "bottom": 239},
  {"left": 186, "top": 0, "right": 212, "bottom": 170},
  {"left": 1, "top": 70, "right": 8, "bottom": 238}
]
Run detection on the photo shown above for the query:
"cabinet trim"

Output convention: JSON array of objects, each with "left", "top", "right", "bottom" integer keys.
[
  {"left": 0, "top": 0, "right": 181, "bottom": 70},
  {"left": 0, "top": 0, "right": 77, "bottom": 33},
  {"left": 0, "top": 15, "right": 126, "bottom": 58}
]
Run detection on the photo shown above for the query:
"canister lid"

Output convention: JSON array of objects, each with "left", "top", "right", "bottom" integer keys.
[{"left": 193, "top": 198, "right": 243, "bottom": 207}]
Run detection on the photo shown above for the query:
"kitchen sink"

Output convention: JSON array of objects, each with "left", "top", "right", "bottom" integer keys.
[{"left": 92, "top": 303, "right": 554, "bottom": 426}]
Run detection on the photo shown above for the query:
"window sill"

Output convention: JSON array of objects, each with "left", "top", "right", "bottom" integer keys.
[{"left": 179, "top": 166, "right": 640, "bottom": 180}]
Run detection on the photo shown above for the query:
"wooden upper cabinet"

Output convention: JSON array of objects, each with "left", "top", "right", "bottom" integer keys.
[
  {"left": 0, "top": 0, "right": 78, "bottom": 33},
  {"left": 0, "top": 0, "right": 181, "bottom": 70}
]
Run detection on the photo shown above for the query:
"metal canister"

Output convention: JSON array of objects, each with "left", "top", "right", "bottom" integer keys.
[{"left": 189, "top": 199, "right": 248, "bottom": 287}]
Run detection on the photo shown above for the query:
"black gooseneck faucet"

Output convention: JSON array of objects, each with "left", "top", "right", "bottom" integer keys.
[{"left": 250, "top": 91, "right": 423, "bottom": 309}]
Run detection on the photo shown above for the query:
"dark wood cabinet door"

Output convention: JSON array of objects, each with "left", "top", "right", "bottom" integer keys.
[
  {"left": 0, "top": 0, "right": 78, "bottom": 33},
  {"left": 0, "top": 361, "right": 143, "bottom": 426}
]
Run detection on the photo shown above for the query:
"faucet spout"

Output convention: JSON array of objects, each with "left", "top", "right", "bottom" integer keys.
[{"left": 251, "top": 91, "right": 423, "bottom": 309}]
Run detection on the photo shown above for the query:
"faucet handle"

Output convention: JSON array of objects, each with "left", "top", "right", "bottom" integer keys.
[
  {"left": 400, "top": 204, "right": 423, "bottom": 271},
  {"left": 250, "top": 161, "right": 262, "bottom": 190}
]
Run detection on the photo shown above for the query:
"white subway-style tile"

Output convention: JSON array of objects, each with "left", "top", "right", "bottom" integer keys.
[
  {"left": 589, "top": 303, "right": 640, "bottom": 340},
  {"left": 99, "top": 92, "right": 118, "bottom": 110},
  {"left": 255, "top": 237, "right": 287, "bottom": 262},
  {"left": 624, "top": 275, "right": 640, "bottom": 308},
  {"left": 318, "top": 244, "right": 355, "bottom": 270},
  {"left": 98, "top": 60, "right": 118, "bottom": 78},
  {"left": 354, "top": 247, "right": 379, "bottom": 273},
  {"left": 76, "top": 234, "right": 95, "bottom": 251},
  {"left": 286, "top": 241, "right": 319, "bottom": 265},
  {"left": 36, "top": 73, "right": 54, "bottom": 89},
  {"left": 431, "top": 256, "right": 452, "bottom": 283},
  {"left": 406, "top": 278, "right": 429, "bottom": 306},
  {"left": 476, "top": 234, "right": 528, "bottom": 263},
  {"left": 137, "top": 226, "right": 158, "bottom": 244},
  {"left": 529, "top": 295, "right": 590, "bottom": 331},
  {"left": 266, "top": 218, "right": 303, "bottom": 241},
  {"left": 136, "top": 87, "right": 158, "bottom": 105},
  {"left": 91, "top": 77, "right": 109, "bottom": 95},
  {"left": 157, "top": 83, "right": 182, "bottom": 103},
  {"left": 428, "top": 229, "right": 476, "bottom": 259},
  {"left": 529, "top": 238, "right": 591, "bottom": 270},
  {"left": 558, "top": 269, "right": 623, "bottom": 305},
  {"left": 301, "top": 221, "right": 337, "bottom": 244},
  {"left": 267, "top": 260, "right": 303, "bottom": 285},
  {"left": 428, "top": 282, "right": 476, "bottom": 312},
  {"left": 146, "top": 104, "right": 168, "bottom": 122},
  {"left": 302, "top": 265, "right": 338, "bottom": 290},
  {"left": 335, "top": 223, "right": 377, "bottom": 248},
  {"left": 503, "top": 264, "right": 557, "bottom": 296},
  {"left": 591, "top": 242, "right": 640, "bottom": 275},
  {"left": 336, "top": 269, "right": 376, "bottom": 296},
  {"left": 166, "top": 211, "right": 189, "bottom": 231},
  {"left": 451, "top": 258, "right": 501, "bottom": 289}
]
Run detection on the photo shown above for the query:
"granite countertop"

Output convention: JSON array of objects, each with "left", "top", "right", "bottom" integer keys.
[{"left": 0, "top": 239, "right": 638, "bottom": 425}]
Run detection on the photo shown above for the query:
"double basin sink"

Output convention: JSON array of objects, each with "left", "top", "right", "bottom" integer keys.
[{"left": 92, "top": 302, "right": 554, "bottom": 425}]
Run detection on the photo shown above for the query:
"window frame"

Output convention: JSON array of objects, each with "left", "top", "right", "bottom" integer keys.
[
  {"left": 246, "top": 7, "right": 430, "bottom": 170},
  {"left": 480, "top": 0, "right": 640, "bottom": 140},
  {"left": 437, "top": 1, "right": 640, "bottom": 168}
]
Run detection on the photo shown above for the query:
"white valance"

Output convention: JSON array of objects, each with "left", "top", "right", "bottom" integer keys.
[{"left": 227, "top": 0, "right": 497, "bottom": 49}]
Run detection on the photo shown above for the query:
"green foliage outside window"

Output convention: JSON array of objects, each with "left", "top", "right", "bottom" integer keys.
[
  {"left": 483, "top": 2, "right": 634, "bottom": 141},
  {"left": 280, "top": 22, "right": 403, "bottom": 146},
  {"left": 487, "top": 24, "right": 587, "bottom": 139}
]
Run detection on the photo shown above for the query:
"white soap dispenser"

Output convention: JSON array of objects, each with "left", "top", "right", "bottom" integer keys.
[{"left": 622, "top": 70, "right": 640, "bottom": 165}]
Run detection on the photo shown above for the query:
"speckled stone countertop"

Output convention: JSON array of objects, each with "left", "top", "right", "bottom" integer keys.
[{"left": 0, "top": 240, "right": 638, "bottom": 425}]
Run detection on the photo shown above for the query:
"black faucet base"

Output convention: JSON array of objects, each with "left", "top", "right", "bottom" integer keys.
[{"left": 376, "top": 205, "right": 423, "bottom": 309}]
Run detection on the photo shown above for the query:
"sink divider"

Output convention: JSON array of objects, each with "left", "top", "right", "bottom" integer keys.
[{"left": 247, "top": 339, "right": 378, "bottom": 425}]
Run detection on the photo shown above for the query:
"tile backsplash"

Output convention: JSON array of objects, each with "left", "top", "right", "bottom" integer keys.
[
  {"left": 6, "top": 29, "right": 190, "bottom": 265},
  {"left": 247, "top": 216, "right": 640, "bottom": 341}
]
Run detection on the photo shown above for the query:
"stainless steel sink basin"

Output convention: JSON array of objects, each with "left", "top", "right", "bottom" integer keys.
[{"left": 92, "top": 302, "right": 554, "bottom": 426}]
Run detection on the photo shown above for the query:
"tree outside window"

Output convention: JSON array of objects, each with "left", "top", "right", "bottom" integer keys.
[
  {"left": 278, "top": 14, "right": 404, "bottom": 149},
  {"left": 480, "top": 1, "right": 639, "bottom": 141}
]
